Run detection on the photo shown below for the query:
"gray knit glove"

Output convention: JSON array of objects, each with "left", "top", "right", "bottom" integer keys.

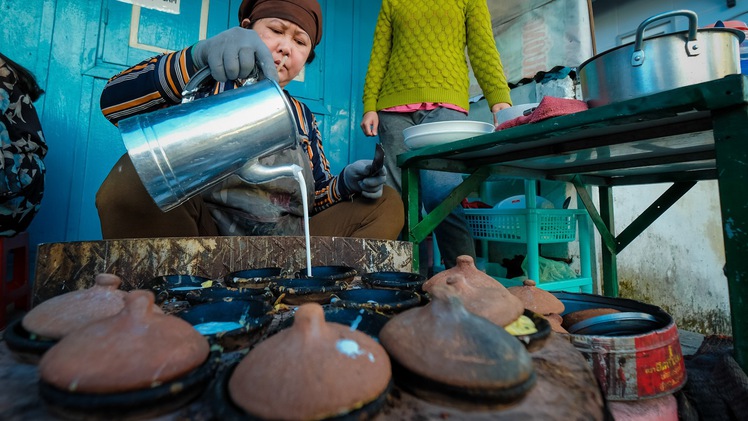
[
  {"left": 191, "top": 27, "right": 278, "bottom": 83},
  {"left": 343, "top": 160, "right": 387, "bottom": 199}
]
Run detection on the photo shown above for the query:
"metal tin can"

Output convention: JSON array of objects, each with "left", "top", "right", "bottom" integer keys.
[{"left": 554, "top": 292, "right": 687, "bottom": 401}]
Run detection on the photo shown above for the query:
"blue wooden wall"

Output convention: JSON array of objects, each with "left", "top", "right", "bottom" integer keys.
[{"left": 0, "top": 0, "right": 382, "bottom": 271}]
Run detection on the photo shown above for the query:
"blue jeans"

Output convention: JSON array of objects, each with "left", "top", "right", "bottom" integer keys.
[{"left": 378, "top": 108, "right": 476, "bottom": 271}]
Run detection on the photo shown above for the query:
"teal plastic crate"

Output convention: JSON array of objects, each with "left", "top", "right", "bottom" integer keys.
[{"left": 464, "top": 208, "right": 584, "bottom": 243}]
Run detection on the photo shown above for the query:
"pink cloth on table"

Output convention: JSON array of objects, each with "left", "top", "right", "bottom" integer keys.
[{"left": 496, "top": 96, "right": 588, "bottom": 131}]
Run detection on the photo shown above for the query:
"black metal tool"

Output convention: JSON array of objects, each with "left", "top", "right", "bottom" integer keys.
[{"left": 369, "top": 143, "right": 385, "bottom": 176}]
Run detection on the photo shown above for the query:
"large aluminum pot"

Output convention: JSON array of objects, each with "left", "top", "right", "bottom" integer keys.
[
  {"left": 118, "top": 67, "right": 298, "bottom": 211},
  {"left": 578, "top": 10, "right": 744, "bottom": 107}
]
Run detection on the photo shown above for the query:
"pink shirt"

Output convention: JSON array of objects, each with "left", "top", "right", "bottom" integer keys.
[{"left": 382, "top": 102, "right": 468, "bottom": 114}]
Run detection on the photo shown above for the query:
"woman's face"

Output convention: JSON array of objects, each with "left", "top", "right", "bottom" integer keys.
[{"left": 242, "top": 17, "right": 312, "bottom": 87}]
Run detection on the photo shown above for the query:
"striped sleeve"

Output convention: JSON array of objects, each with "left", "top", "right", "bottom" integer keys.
[
  {"left": 100, "top": 47, "right": 195, "bottom": 126},
  {"left": 287, "top": 96, "right": 354, "bottom": 214}
]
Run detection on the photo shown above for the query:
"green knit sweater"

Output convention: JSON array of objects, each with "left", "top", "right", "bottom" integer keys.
[{"left": 363, "top": 0, "right": 512, "bottom": 113}]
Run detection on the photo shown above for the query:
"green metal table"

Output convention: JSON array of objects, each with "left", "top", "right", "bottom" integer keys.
[{"left": 398, "top": 74, "right": 748, "bottom": 373}]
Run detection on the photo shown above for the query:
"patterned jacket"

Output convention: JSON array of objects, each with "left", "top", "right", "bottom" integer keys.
[{"left": 0, "top": 57, "right": 47, "bottom": 236}]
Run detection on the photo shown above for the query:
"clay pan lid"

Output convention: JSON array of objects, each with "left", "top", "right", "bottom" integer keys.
[
  {"left": 439, "top": 274, "right": 524, "bottom": 327},
  {"left": 228, "top": 303, "right": 391, "bottom": 420},
  {"left": 423, "top": 256, "right": 524, "bottom": 327},
  {"left": 22, "top": 273, "right": 128, "bottom": 339},
  {"left": 423, "top": 255, "right": 500, "bottom": 289},
  {"left": 39, "top": 290, "right": 210, "bottom": 394},
  {"left": 508, "top": 279, "right": 565, "bottom": 315},
  {"left": 379, "top": 285, "right": 535, "bottom": 392}
]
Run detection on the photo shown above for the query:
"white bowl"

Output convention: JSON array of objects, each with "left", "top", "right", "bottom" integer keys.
[
  {"left": 495, "top": 103, "right": 540, "bottom": 126},
  {"left": 403, "top": 121, "right": 495, "bottom": 149}
]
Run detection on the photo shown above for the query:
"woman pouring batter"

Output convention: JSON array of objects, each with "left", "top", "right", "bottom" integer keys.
[{"left": 96, "top": 0, "right": 403, "bottom": 241}]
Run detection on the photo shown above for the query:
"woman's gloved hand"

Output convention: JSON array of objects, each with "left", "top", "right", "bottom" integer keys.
[
  {"left": 191, "top": 27, "right": 279, "bottom": 83},
  {"left": 343, "top": 160, "right": 387, "bottom": 199}
]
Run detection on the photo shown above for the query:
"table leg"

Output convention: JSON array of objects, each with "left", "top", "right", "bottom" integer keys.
[
  {"left": 402, "top": 166, "right": 422, "bottom": 273},
  {"left": 712, "top": 105, "right": 748, "bottom": 373},
  {"left": 573, "top": 177, "right": 618, "bottom": 296},
  {"left": 599, "top": 186, "right": 618, "bottom": 297},
  {"left": 578, "top": 211, "right": 593, "bottom": 293},
  {"left": 525, "top": 180, "right": 540, "bottom": 282},
  {"left": 402, "top": 166, "right": 490, "bottom": 274}
]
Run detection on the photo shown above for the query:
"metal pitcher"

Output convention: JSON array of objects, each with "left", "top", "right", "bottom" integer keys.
[{"left": 118, "top": 67, "right": 299, "bottom": 211}]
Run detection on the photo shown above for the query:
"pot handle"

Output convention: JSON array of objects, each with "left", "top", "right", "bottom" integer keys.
[
  {"left": 181, "top": 66, "right": 261, "bottom": 103},
  {"left": 631, "top": 9, "right": 699, "bottom": 67}
]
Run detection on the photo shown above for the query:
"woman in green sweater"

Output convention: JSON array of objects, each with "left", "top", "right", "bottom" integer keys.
[{"left": 360, "top": 0, "right": 512, "bottom": 272}]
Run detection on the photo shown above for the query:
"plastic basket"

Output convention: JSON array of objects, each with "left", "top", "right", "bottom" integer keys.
[{"left": 463, "top": 208, "right": 584, "bottom": 243}]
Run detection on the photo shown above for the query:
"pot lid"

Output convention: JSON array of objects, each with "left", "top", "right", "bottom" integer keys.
[
  {"left": 38, "top": 290, "right": 210, "bottom": 394},
  {"left": 424, "top": 256, "right": 524, "bottom": 326},
  {"left": 379, "top": 285, "right": 535, "bottom": 391},
  {"left": 507, "top": 279, "right": 565, "bottom": 315},
  {"left": 228, "top": 303, "right": 391, "bottom": 420},
  {"left": 440, "top": 273, "right": 525, "bottom": 327},
  {"left": 424, "top": 255, "right": 499, "bottom": 289},
  {"left": 22, "top": 273, "right": 128, "bottom": 339}
]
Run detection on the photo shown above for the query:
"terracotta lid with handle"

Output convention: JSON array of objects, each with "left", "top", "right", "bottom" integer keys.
[
  {"left": 423, "top": 255, "right": 500, "bottom": 289},
  {"left": 22, "top": 273, "right": 128, "bottom": 339},
  {"left": 441, "top": 273, "right": 524, "bottom": 327},
  {"left": 507, "top": 279, "right": 565, "bottom": 316},
  {"left": 379, "top": 285, "right": 535, "bottom": 391},
  {"left": 424, "top": 256, "right": 524, "bottom": 327},
  {"left": 38, "top": 290, "right": 210, "bottom": 394},
  {"left": 229, "top": 303, "right": 391, "bottom": 420}
]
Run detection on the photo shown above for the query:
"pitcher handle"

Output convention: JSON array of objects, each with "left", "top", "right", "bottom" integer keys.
[{"left": 181, "top": 66, "right": 261, "bottom": 103}]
